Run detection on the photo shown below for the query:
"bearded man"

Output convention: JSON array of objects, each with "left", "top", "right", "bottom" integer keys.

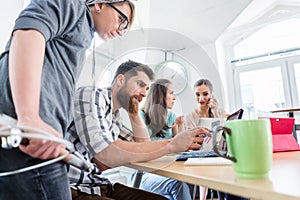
[{"left": 66, "top": 60, "right": 208, "bottom": 200}]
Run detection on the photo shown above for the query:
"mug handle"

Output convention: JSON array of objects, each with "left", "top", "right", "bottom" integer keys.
[{"left": 212, "top": 126, "right": 237, "bottom": 163}]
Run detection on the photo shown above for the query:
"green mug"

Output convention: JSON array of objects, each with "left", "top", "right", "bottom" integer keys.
[{"left": 213, "top": 119, "right": 273, "bottom": 178}]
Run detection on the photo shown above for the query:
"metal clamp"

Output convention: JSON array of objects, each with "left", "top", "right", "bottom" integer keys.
[{"left": 1, "top": 127, "right": 22, "bottom": 149}]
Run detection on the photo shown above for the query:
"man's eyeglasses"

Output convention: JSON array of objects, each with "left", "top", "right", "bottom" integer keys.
[{"left": 108, "top": 3, "right": 129, "bottom": 32}]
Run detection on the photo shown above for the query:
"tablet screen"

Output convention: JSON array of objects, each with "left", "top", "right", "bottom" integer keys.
[{"left": 226, "top": 108, "right": 244, "bottom": 121}]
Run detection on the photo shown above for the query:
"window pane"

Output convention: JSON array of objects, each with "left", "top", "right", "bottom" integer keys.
[
  {"left": 234, "top": 18, "right": 300, "bottom": 59},
  {"left": 239, "top": 67, "right": 285, "bottom": 118}
]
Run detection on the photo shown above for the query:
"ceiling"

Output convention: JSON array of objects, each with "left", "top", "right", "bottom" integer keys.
[
  {"left": 92, "top": 0, "right": 300, "bottom": 68},
  {"left": 130, "top": 0, "right": 300, "bottom": 46},
  {"left": 3, "top": 0, "right": 300, "bottom": 50},
  {"left": 4, "top": 0, "right": 300, "bottom": 111},
  {"left": 132, "top": 0, "right": 252, "bottom": 45}
]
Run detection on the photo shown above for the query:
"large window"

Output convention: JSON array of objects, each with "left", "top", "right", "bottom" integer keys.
[
  {"left": 238, "top": 66, "right": 285, "bottom": 118},
  {"left": 231, "top": 18, "right": 300, "bottom": 118},
  {"left": 233, "top": 18, "right": 300, "bottom": 60}
]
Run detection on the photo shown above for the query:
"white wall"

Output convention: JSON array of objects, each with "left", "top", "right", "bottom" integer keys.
[
  {"left": 2, "top": 0, "right": 249, "bottom": 115},
  {"left": 1, "top": 0, "right": 24, "bottom": 52},
  {"left": 77, "top": 28, "right": 226, "bottom": 116},
  {"left": 2, "top": 1, "right": 232, "bottom": 114}
]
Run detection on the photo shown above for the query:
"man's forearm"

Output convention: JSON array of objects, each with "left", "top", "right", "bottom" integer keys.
[
  {"left": 93, "top": 140, "right": 171, "bottom": 168},
  {"left": 129, "top": 114, "right": 151, "bottom": 142},
  {"left": 93, "top": 128, "right": 204, "bottom": 169}
]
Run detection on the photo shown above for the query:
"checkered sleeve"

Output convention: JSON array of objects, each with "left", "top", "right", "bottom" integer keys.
[
  {"left": 118, "top": 123, "right": 134, "bottom": 141},
  {"left": 73, "top": 87, "right": 119, "bottom": 157},
  {"left": 112, "top": 110, "right": 134, "bottom": 141}
]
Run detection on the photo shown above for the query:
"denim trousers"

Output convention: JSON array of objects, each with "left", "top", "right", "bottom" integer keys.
[
  {"left": 0, "top": 148, "right": 71, "bottom": 200},
  {"left": 132, "top": 172, "right": 191, "bottom": 200}
]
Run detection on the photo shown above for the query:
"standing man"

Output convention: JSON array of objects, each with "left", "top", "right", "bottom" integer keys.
[
  {"left": 0, "top": 0, "right": 135, "bottom": 199},
  {"left": 67, "top": 60, "right": 208, "bottom": 199}
]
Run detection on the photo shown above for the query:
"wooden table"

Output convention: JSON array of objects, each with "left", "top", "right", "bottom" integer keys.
[{"left": 127, "top": 151, "right": 300, "bottom": 200}]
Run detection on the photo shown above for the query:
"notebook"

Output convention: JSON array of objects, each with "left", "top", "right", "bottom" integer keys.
[
  {"left": 184, "top": 157, "right": 232, "bottom": 166},
  {"left": 262, "top": 117, "right": 300, "bottom": 152}
]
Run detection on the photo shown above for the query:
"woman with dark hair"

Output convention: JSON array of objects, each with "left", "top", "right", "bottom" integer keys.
[
  {"left": 135, "top": 78, "right": 191, "bottom": 200},
  {"left": 184, "top": 79, "right": 224, "bottom": 127},
  {"left": 141, "top": 78, "right": 182, "bottom": 140},
  {"left": 184, "top": 79, "right": 224, "bottom": 200},
  {"left": 184, "top": 79, "right": 246, "bottom": 200}
]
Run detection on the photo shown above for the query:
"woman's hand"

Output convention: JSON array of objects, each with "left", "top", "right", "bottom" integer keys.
[
  {"left": 172, "top": 116, "right": 184, "bottom": 136},
  {"left": 173, "top": 116, "right": 183, "bottom": 126},
  {"left": 208, "top": 96, "right": 218, "bottom": 109},
  {"left": 208, "top": 96, "right": 220, "bottom": 117}
]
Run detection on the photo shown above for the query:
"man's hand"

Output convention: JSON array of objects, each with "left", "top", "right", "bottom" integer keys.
[
  {"left": 18, "top": 117, "right": 66, "bottom": 160},
  {"left": 168, "top": 127, "right": 210, "bottom": 153},
  {"left": 128, "top": 95, "right": 142, "bottom": 114}
]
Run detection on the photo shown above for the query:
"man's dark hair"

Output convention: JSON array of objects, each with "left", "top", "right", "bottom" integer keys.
[{"left": 111, "top": 60, "right": 155, "bottom": 84}]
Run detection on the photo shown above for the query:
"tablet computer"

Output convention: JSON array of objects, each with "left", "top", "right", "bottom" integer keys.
[{"left": 226, "top": 108, "right": 244, "bottom": 121}]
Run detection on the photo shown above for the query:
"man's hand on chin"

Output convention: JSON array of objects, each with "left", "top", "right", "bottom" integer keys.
[{"left": 128, "top": 95, "right": 142, "bottom": 114}]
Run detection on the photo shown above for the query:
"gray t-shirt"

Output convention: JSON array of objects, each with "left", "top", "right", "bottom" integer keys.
[{"left": 0, "top": 0, "right": 93, "bottom": 134}]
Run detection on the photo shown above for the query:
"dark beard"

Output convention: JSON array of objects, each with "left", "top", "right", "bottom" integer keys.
[
  {"left": 116, "top": 88, "right": 142, "bottom": 114},
  {"left": 128, "top": 95, "right": 140, "bottom": 114},
  {"left": 117, "top": 88, "right": 130, "bottom": 111}
]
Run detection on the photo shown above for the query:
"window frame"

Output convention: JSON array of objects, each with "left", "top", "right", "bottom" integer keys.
[{"left": 232, "top": 54, "right": 300, "bottom": 112}]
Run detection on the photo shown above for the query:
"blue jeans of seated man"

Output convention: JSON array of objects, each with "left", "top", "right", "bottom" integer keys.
[
  {"left": 132, "top": 172, "right": 191, "bottom": 200},
  {"left": 225, "top": 193, "right": 249, "bottom": 200},
  {"left": 0, "top": 148, "right": 71, "bottom": 200}
]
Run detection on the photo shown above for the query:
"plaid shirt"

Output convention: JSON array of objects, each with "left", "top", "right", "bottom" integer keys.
[{"left": 66, "top": 86, "right": 134, "bottom": 195}]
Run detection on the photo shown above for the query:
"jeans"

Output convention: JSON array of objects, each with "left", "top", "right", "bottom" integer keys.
[
  {"left": 225, "top": 193, "right": 249, "bottom": 200},
  {"left": 132, "top": 172, "right": 191, "bottom": 200},
  {"left": 0, "top": 148, "right": 71, "bottom": 200}
]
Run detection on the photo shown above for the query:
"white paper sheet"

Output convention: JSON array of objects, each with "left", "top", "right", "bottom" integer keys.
[{"left": 184, "top": 157, "right": 232, "bottom": 166}]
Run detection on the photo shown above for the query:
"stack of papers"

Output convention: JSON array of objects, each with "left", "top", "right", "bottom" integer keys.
[{"left": 184, "top": 157, "right": 232, "bottom": 166}]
